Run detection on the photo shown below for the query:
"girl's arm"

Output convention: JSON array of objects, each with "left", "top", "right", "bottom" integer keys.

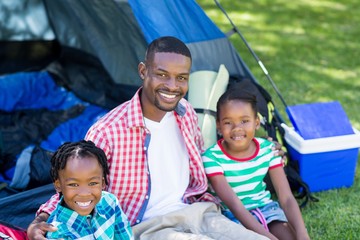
[
  {"left": 208, "top": 175, "right": 278, "bottom": 240},
  {"left": 269, "top": 167, "right": 310, "bottom": 240}
]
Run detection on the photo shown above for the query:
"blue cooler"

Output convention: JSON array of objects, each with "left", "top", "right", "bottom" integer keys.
[
  {"left": 283, "top": 101, "right": 360, "bottom": 192},
  {"left": 282, "top": 124, "right": 360, "bottom": 192}
]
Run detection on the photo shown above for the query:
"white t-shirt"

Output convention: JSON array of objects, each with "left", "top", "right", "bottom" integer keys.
[{"left": 142, "top": 112, "right": 190, "bottom": 220}]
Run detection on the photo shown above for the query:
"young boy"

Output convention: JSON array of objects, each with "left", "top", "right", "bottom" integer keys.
[
  {"left": 202, "top": 88, "right": 310, "bottom": 240},
  {"left": 46, "top": 140, "right": 133, "bottom": 239}
]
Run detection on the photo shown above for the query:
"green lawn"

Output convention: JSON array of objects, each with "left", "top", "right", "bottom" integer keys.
[{"left": 198, "top": 0, "right": 360, "bottom": 239}]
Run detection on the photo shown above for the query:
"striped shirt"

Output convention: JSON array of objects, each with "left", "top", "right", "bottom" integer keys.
[
  {"left": 46, "top": 191, "right": 133, "bottom": 240},
  {"left": 39, "top": 87, "right": 216, "bottom": 226},
  {"left": 202, "top": 138, "right": 283, "bottom": 210}
]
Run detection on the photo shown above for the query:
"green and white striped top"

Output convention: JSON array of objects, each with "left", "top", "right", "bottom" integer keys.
[{"left": 202, "top": 137, "right": 283, "bottom": 210}]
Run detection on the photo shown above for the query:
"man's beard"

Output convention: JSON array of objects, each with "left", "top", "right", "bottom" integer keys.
[{"left": 154, "top": 97, "right": 179, "bottom": 112}]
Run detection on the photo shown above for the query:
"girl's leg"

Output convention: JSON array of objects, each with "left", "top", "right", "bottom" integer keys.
[{"left": 268, "top": 220, "right": 295, "bottom": 240}]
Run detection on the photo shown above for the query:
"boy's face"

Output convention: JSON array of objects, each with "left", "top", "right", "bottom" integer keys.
[
  {"left": 139, "top": 52, "right": 191, "bottom": 121},
  {"left": 54, "top": 156, "right": 104, "bottom": 216},
  {"left": 217, "top": 100, "right": 260, "bottom": 157}
]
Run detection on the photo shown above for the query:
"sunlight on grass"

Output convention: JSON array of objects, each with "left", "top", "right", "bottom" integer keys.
[
  {"left": 299, "top": 0, "right": 347, "bottom": 10},
  {"left": 297, "top": 61, "right": 358, "bottom": 80},
  {"left": 236, "top": 13, "right": 256, "bottom": 22},
  {"left": 281, "top": 26, "right": 306, "bottom": 35}
]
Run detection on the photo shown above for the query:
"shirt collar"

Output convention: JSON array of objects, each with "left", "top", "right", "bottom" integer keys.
[{"left": 175, "top": 99, "right": 186, "bottom": 117}]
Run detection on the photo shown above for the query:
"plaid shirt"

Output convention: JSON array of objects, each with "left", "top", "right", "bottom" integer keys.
[
  {"left": 46, "top": 191, "right": 133, "bottom": 240},
  {"left": 38, "top": 88, "right": 216, "bottom": 226}
]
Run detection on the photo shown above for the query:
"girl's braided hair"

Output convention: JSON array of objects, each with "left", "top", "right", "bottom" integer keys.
[
  {"left": 216, "top": 88, "right": 258, "bottom": 120},
  {"left": 50, "top": 140, "right": 110, "bottom": 186}
]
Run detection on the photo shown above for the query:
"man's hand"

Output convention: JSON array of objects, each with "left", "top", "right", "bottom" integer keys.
[
  {"left": 266, "top": 137, "right": 287, "bottom": 163},
  {"left": 27, "top": 212, "right": 57, "bottom": 240}
]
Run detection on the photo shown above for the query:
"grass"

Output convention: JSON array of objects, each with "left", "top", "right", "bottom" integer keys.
[{"left": 197, "top": 0, "right": 360, "bottom": 239}]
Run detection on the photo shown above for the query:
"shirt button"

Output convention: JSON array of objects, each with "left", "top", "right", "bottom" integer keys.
[
  {"left": 145, "top": 195, "right": 149, "bottom": 199},
  {"left": 136, "top": 219, "right": 140, "bottom": 223}
]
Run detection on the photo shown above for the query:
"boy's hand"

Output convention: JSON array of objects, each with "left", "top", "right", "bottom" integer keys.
[{"left": 27, "top": 212, "right": 57, "bottom": 240}]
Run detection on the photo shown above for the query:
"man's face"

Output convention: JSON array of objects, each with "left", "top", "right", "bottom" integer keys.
[
  {"left": 139, "top": 52, "right": 191, "bottom": 121},
  {"left": 54, "top": 156, "right": 104, "bottom": 216}
]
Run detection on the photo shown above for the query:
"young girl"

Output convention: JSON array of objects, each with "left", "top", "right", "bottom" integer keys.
[
  {"left": 46, "top": 140, "right": 133, "bottom": 240},
  {"left": 202, "top": 88, "right": 310, "bottom": 240}
]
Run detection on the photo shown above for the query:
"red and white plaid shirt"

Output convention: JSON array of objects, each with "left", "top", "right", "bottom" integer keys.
[{"left": 38, "top": 88, "right": 216, "bottom": 226}]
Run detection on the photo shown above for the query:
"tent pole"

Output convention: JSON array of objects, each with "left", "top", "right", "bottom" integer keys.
[{"left": 213, "top": 0, "right": 288, "bottom": 109}]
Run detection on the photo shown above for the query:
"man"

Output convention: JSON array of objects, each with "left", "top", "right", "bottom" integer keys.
[{"left": 28, "top": 36, "right": 270, "bottom": 239}]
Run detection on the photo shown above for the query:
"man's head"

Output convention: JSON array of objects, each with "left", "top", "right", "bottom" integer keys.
[
  {"left": 144, "top": 36, "right": 192, "bottom": 64},
  {"left": 138, "top": 36, "right": 192, "bottom": 121}
]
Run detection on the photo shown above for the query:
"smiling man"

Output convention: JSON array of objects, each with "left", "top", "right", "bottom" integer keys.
[{"left": 28, "top": 36, "right": 267, "bottom": 240}]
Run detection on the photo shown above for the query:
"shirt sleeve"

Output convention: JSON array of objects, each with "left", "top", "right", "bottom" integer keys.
[
  {"left": 113, "top": 194, "right": 134, "bottom": 240},
  {"left": 202, "top": 155, "right": 224, "bottom": 177},
  {"left": 36, "top": 193, "right": 60, "bottom": 216},
  {"left": 85, "top": 127, "right": 113, "bottom": 166}
]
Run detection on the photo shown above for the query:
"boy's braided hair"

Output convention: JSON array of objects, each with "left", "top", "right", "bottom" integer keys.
[{"left": 50, "top": 140, "right": 110, "bottom": 186}]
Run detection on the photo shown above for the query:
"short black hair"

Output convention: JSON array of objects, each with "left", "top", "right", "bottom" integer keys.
[
  {"left": 216, "top": 88, "right": 258, "bottom": 120},
  {"left": 50, "top": 140, "right": 110, "bottom": 186},
  {"left": 145, "top": 36, "right": 191, "bottom": 63}
]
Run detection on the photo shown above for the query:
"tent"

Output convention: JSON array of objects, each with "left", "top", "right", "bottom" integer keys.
[{"left": 0, "top": 0, "right": 279, "bottom": 229}]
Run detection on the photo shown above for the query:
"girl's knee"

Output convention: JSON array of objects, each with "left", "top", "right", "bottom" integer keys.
[{"left": 268, "top": 221, "right": 296, "bottom": 240}]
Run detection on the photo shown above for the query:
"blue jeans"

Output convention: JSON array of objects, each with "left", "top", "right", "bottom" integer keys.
[{"left": 222, "top": 201, "right": 287, "bottom": 225}]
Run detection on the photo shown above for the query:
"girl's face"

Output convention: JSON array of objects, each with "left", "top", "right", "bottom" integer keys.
[
  {"left": 54, "top": 156, "right": 104, "bottom": 216},
  {"left": 217, "top": 100, "right": 260, "bottom": 157}
]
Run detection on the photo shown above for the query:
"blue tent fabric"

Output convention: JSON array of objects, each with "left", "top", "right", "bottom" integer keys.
[
  {"left": 128, "top": 0, "right": 225, "bottom": 44},
  {"left": 127, "top": 0, "right": 254, "bottom": 80}
]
